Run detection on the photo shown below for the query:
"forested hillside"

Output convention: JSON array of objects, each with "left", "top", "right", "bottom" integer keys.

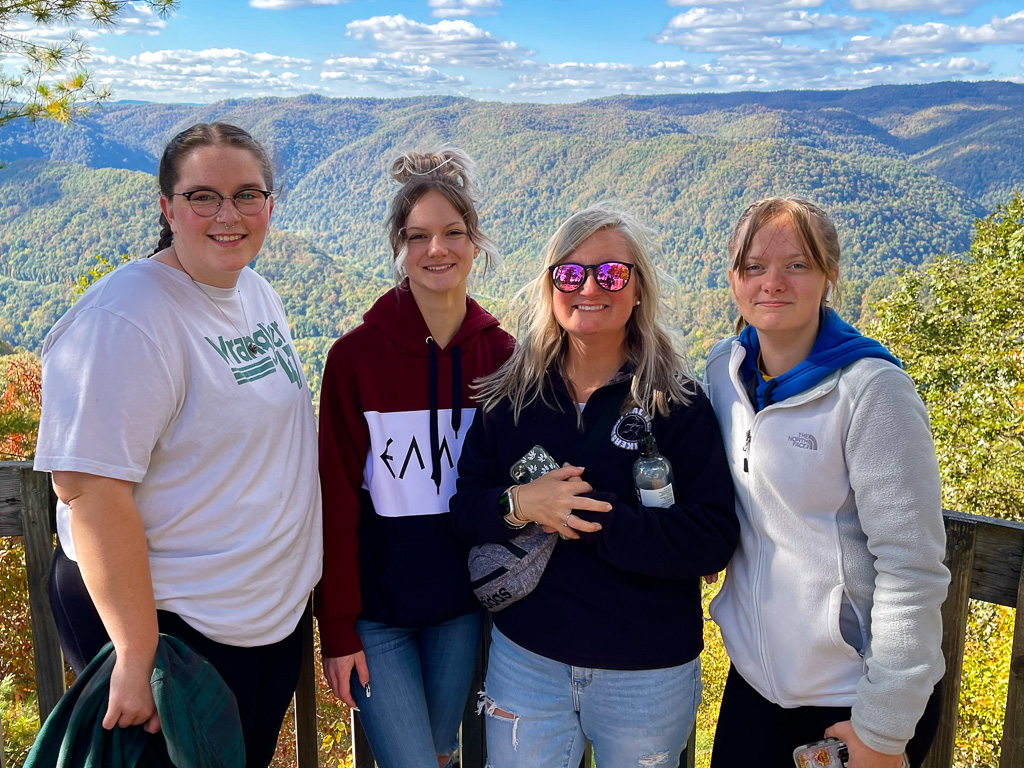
[{"left": 1, "top": 82, "right": 1021, "bottom": 376}]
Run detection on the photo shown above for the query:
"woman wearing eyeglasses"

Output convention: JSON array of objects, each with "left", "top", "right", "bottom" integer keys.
[
  {"left": 35, "top": 123, "right": 321, "bottom": 768},
  {"left": 450, "top": 203, "right": 738, "bottom": 767},
  {"left": 314, "top": 148, "right": 514, "bottom": 768}
]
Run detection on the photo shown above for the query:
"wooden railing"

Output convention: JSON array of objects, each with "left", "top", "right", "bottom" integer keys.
[{"left": 3, "top": 460, "right": 1024, "bottom": 768}]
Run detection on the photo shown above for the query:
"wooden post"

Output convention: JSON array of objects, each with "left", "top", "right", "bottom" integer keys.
[
  {"left": 293, "top": 599, "right": 319, "bottom": 768},
  {"left": 461, "top": 618, "right": 488, "bottom": 768},
  {"left": 1000, "top": 552, "right": 1024, "bottom": 767},
  {"left": 352, "top": 709, "right": 374, "bottom": 768},
  {"left": 923, "top": 517, "right": 976, "bottom": 768},
  {"left": 18, "top": 466, "right": 65, "bottom": 721}
]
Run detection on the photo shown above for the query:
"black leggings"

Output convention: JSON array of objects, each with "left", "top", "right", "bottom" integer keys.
[
  {"left": 710, "top": 665, "right": 942, "bottom": 767},
  {"left": 49, "top": 544, "right": 304, "bottom": 768}
]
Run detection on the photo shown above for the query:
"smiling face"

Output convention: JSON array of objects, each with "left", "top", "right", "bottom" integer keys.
[
  {"left": 402, "top": 189, "right": 477, "bottom": 301},
  {"left": 728, "top": 214, "right": 834, "bottom": 342},
  {"left": 551, "top": 227, "right": 638, "bottom": 349},
  {"left": 159, "top": 144, "right": 273, "bottom": 288}
]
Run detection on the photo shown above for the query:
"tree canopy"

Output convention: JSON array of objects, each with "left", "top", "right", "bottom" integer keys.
[
  {"left": 871, "top": 192, "right": 1024, "bottom": 521},
  {"left": 0, "top": 0, "right": 178, "bottom": 127}
]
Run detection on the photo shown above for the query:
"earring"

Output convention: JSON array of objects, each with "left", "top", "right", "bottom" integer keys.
[
  {"left": 634, "top": 300, "right": 641, "bottom": 306},
  {"left": 825, "top": 282, "right": 834, "bottom": 303}
]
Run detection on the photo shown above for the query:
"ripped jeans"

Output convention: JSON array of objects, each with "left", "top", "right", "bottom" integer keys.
[{"left": 481, "top": 627, "right": 701, "bottom": 768}]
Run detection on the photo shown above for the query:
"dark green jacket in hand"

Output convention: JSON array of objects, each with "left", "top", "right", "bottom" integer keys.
[{"left": 25, "top": 635, "right": 243, "bottom": 768}]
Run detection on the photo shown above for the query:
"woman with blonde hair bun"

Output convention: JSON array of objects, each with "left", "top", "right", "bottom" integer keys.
[{"left": 315, "top": 148, "right": 514, "bottom": 767}]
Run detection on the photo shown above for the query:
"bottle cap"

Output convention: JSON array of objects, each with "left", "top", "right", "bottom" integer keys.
[{"left": 640, "top": 432, "right": 657, "bottom": 457}]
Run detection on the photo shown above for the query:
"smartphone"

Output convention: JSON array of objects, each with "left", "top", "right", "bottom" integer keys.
[
  {"left": 509, "top": 445, "right": 560, "bottom": 484},
  {"left": 793, "top": 738, "right": 848, "bottom": 768}
]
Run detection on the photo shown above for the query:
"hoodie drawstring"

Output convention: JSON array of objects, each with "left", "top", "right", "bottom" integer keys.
[{"left": 427, "top": 338, "right": 463, "bottom": 494}]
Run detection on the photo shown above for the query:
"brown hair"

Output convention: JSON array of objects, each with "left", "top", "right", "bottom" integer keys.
[
  {"left": 384, "top": 147, "right": 499, "bottom": 280},
  {"left": 151, "top": 123, "right": 274, "bottom": 255},
  {"left": 727, "top": 197, "right": 840, "bottom": 331}
]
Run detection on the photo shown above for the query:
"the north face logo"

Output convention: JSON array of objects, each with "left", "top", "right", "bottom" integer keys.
[{"left": 788, "top": 433, "right": 818, "bottom": 451}]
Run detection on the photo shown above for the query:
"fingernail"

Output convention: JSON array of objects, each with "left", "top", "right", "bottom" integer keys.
[
  {"left": 352, "top": 706, "right": 360, "bottom": 712},
  {"left": 365, "top": 682, "right": 372, "bottom": 698}
]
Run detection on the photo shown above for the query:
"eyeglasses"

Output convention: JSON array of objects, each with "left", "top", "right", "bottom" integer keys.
[
  {"left": 173, "top": 189, "right": 272, "bottom": 217},
  {"left": 548, "top": 261, "right": 634, "bottom": 293}
]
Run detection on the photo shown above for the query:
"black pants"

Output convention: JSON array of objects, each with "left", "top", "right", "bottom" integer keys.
[
  {"left": 49, "top": 544, "right": 304, "bottom": 768},
  {"left": 710, "top": 666, "right": 943, "bottom": 768}
]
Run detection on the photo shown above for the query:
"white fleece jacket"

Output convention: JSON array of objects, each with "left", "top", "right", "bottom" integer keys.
[{"left": 704, "top": 337, "right": 949, "bottom": 756}]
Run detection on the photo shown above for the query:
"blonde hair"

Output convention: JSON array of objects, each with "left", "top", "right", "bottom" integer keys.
[
  {"left": 475, "top": 202, "right": 694, "bottom": 424},
  {"left": 727, "top": 197, "right": 841, "bottom": 331},
  {"left": 384, "top": 147, "right": 500, "bottom": 281}
]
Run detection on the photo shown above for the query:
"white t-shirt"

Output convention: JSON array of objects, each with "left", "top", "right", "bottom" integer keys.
[{"left": 35, "top": 259, "right": 323, "bottom": 647}]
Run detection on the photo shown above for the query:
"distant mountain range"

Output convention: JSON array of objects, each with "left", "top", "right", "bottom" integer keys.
[{"left": 2, "top": 81, "right": 1022, "bottom": 385}]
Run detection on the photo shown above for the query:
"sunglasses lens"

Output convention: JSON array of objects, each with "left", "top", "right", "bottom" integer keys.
[
  {"left": 552, "top": 264, "right": 585, "bottom": 292},
  {"left": 596, "top": 262, "right": 631, "bottom": 291}
]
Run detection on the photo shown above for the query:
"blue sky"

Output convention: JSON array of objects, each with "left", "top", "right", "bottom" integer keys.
[{"left": 8, "top": 0, "right": 1024, "bottom": 103}]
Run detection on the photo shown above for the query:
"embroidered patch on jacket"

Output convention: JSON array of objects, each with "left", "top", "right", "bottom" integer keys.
[
  {"left": 611, "top": 407, "right": 650, "bottom": 450},
  {"left": 788, "top": 432, "right": 818, "bottom": 451}
]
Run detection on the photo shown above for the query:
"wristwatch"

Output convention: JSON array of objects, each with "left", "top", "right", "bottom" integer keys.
[{"left": 500, "top": 486, "right": 528, "bottom": 529}]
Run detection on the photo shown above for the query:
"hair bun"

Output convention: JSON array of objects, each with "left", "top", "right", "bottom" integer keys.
[{"left": 389, "top": 148, "right": 475, "bottom": 192}]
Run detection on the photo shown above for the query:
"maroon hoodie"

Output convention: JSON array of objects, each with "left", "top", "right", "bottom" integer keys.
[{"left": 314, "top": 281, "right": 514, "bottom": 656}]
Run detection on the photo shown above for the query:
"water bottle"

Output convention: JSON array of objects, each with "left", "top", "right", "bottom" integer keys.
[{"left": 633, "top": 432, "right": 675, "bottom": 508}]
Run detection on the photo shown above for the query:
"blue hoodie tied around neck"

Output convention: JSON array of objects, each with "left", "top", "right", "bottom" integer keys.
[{"left": 738, "top": 307, "right": 901, "bottom": 412}]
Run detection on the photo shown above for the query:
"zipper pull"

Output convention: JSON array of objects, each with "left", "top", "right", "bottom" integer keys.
[{"left": 742, "top": 429, "right": 751, "bottom": 473}]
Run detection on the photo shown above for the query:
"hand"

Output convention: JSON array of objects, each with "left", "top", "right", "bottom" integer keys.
[
  {"left": 323, "top": 651, "right": 370, "bottom": 710},
  {"left": 104, "top": 651, "right": 160, "bottom": 733},
  {"left": 514, "top": 465, "right": 611, "bottom": 540},
  {"left": 824, "top": 721, "right": 904, "bottom": 768}
]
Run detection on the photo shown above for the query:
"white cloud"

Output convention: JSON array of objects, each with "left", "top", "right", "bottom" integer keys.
[
  {"left": 346, "top": 14, "right": 532, "bottom": 68},
  {"left": 428, "top": 0, "right": 503, "bottom": 18},
  {"left": 668, "top": 0, "right": 826, "bottom": 7},
  {"left": 249, "top": 0, "right": 353, "bottom": 8},
  {"left": 4, "top": 2, "right": 169, "bottom": 44},
  {"left": 321, "top": 56, "right": 466, "bottom": 91},
  {"left": 655, "top": 8, "right": 871, "bottom": 52},
  {"left": 86, "top": 48, "right": 318, "bottom": 102},
  {"left": 845, "top": 11, "right": 1024, "bottom": 59},
  {"left": 849, "top": 0, "right": 984, "bottom": 15},
  {"left": 102, "top": 3, "right": 172, "bottom": 35}
]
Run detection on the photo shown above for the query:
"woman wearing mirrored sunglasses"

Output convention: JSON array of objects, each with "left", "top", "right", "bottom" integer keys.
[
  {"left": 451, "top": 202, "right": 739, "bottom": 767},
  {"left": 35, "top": 123, "right": 321, "bottom": 767}
]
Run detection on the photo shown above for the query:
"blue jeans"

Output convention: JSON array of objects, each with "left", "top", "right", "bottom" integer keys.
[
  {"left": 482, "top": 627, "right": 701, "bottom": 768},
  {"left": 352, "top": 612, "right": 483, "bottom": 768}
]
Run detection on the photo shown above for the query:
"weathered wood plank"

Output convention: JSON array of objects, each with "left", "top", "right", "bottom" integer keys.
[
  {"left": 1000, "top": 553, "right": 1024, "bottom": 767},
  {"left": 294, "top": 599, "right": 318, "bottom": 768},
  {"left": 19, "top": 466, "right": 64, "bottom": 720},
  {"left": 0, "top": 461, "right": 32, "bottom": 537},
  {"left": 924, "top": 517, "right": 976, "bottom": 768},
  {"left": 946, "top": 510, "right": 1024, "bottom": 608}
]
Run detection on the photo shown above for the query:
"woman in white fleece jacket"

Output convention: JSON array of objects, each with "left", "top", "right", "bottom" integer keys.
[{"left": 703, "top": 197, "right": 949, "bottom": 768}]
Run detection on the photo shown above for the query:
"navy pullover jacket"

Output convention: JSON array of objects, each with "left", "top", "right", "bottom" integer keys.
[{"left": 451, "top": 370, "right": 738, "bottom": 670}]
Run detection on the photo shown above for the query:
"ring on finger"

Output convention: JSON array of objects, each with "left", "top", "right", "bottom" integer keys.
[{"left": 563, "top": 511, "right": 572, "bottom": 527}]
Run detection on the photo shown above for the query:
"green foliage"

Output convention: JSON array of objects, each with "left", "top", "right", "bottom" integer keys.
[
  {"left": 0, "top": 1, "right": 178, "bottom": 128},
  {"left": 695, "top": 580, "right": 729, "bottom": 768},
  {"left": 871, "top": 192, "right": 1024, "bottom": 521},
  {"left": 872, "top": 192, "right": 1024, "bottom": 765},
  {"left": 1, "top": 537, "right": 37, "bottom": 768},
  {"left": 71, "top": 252, "right": 132, "bottom": 299}
]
